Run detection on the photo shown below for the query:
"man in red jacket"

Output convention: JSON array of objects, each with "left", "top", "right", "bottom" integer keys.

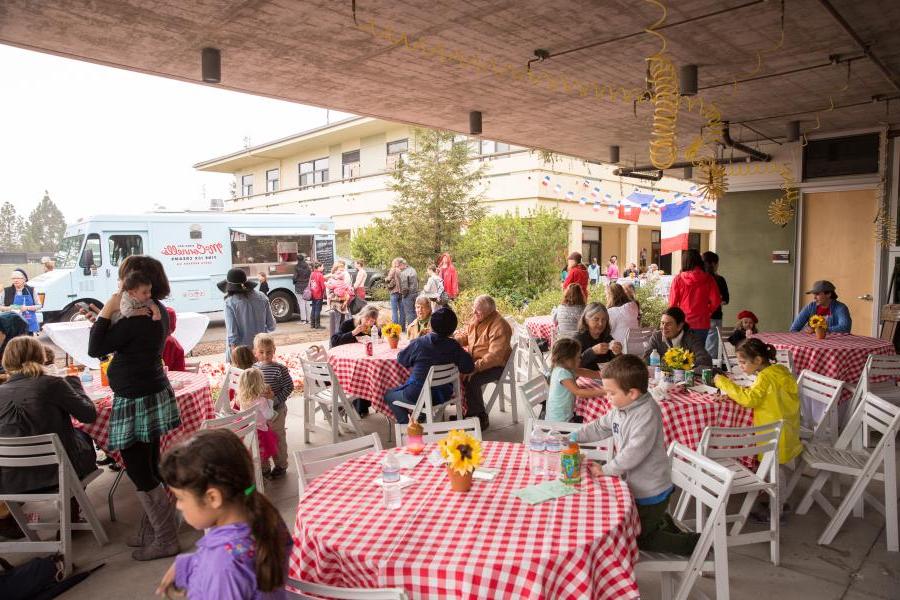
[{"left": 562, "top": 252, "right": 589, "bottom": 299}]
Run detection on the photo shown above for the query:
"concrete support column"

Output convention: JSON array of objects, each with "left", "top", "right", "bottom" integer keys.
[
  {"left": 708, "top": 229, "right": 717, "bottom": 253},
  {"left": 670, "top": 249, "right": 683, "bottom": 274},
  {"left": 625, "top": 224, "right": 639, "bottom": 267},
  {"left": 569, "top": 219, "right": 583, "bottom": 255}
]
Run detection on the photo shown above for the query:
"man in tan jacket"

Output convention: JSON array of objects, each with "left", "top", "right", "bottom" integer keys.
[{"left": 454, "top": 295, "right": 512, "bottom": 430}]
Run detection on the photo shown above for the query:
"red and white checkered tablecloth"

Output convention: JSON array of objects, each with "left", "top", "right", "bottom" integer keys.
[
  {"left": 575, "top": 378, "right": 753, "bottom": 453},
  {"left": 525, "top": 316, "right": 556, "bottom": 342},
  {"left": 288, "top": 441, "right": 640, "bottom": 599},
  {"left": 74, "top": 371, "right": 215, "bottom": 464},
  {"left": 753, "top": 333, "right": 894, "bottom": 386}
]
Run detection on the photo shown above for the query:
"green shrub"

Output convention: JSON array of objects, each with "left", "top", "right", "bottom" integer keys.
[{"left": 635, "top": 280, "right": 667, "bottom": 328}]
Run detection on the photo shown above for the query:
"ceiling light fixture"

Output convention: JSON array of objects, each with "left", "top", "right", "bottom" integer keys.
[
  {"left": 202, "top": 47, "right": 221, "bottom": 83},
  {"left": 609, "top": 145, "right": 620, "bottom": 163},
  {"left": 786, "top": 120, "right": 800, "bottom": 142},
  {"left": 679, "top": 64, "right": 698, "bottom": 96},
  {"left": 469, "top": 111, "right": 482, "bottom": 135}
]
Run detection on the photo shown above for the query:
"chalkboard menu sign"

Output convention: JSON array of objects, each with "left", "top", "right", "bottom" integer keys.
[{"left": 315, "top": 238, "right": 335, "bottom": 270}]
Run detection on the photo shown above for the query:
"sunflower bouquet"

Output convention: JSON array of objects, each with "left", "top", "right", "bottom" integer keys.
[
  {"left": 663, "top": 347, "right": 695, "bottom": 371},
  {"left": 381, "top": 322, "right": 402, "bottom": 339},
  {"left": 808, "top": 315, "right": 828, "bottom": 331},
  {"left": 438, "top": 429, "right": 483, "bottom": 476}
]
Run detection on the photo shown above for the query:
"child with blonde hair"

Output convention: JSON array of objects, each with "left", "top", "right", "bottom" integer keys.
[
  {"left": 235, "top": 368, "right": 278, "bottom": 463},
  {"left": 253, "top": 333, "right": 294, "bottom": 479}
]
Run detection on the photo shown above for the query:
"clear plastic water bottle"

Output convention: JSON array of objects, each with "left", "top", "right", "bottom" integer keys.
[
  {"left": 528, "top": 427, "right": 547, "bottom": 477},
  {"left": 381, "top": 454, "right": 402, "bottom": 508},
  {"left": 649, "top": 349, "right": 661, "bottom": 382},
  {"left": 545, "top": 433, "right": 564, "bottom": 478},
  {"left": 80, "top": 370, "right": 93, "bottom": 384}
]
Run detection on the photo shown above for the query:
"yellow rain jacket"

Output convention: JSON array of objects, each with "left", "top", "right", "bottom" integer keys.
[{"left": 714, "top": 364, "right": 802, "bottom": 464}]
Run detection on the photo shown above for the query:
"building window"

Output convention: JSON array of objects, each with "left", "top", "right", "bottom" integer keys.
[
  {"left": 108, "top": 234, "right": 143, "bottom": 266},
  {"left": 452, "top": 134, "right": 476, "bottom": 155},
  {"left": 266, "top": 168, "right": 279, "bottom": 193},
  {"left": 241, "top": 174, "right": 253, "bottom": 197},
  {"left": 480, "top": 140, "right": 511, "bottom": 155},
  {"left": 386, "top": 139, "right": 409, "bottom": 169},
  {"left": 688, "top": 232, "right": 701, "bottom": 251},
  {"left": 581, "top": 226, "right": 601, "bottom": 265},
  {"left": 299, "top": 158, "right": 329, "bottom": 187},
  {"left": 342, "top": 150, "right": 360, "bottom": 179}
]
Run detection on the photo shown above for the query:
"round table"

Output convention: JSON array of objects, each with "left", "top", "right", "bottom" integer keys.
[
  {"left": 753, "top": 332, "right": 894, "bottom": 385},
  {"left": 524, "top": 316, "right": 556, "bottom": 341},
  {"left": 74, "top": 370, "right": 215, "bottom": 463},
  {"left": 289, "top": 441, "right": 640, "bottom": 600},
  {"left": 328, "top": 341, "right": 412, "bottom": 420},
  {"left": 575, "top": 378, "right": 753, "bottom": 453}
]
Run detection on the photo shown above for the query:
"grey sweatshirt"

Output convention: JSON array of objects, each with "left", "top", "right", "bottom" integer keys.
[
  {"left": 573, "top": 393, "right": 672, "bottom": 500},
  {"left": 552, "top": 304, "right": 584, "bottom": 339}
]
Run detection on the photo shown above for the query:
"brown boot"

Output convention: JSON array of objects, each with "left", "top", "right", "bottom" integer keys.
[
  {"left": 132, "top": 486, "right": 179, "bottom": 561},
  {"left": 125, "top": 512, "right": 153, "bottom": 548}
]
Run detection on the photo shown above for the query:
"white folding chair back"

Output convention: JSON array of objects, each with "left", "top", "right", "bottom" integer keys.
[
  {"left": 850, "top": 354, "right": 900, "bottom": 415},
  {"left": 395, "top": 418, "right": 482, "bottom": 447},
  {"left": 637, "top": 442, "right": 736, "bottom": 600},
  {"left": 301, "top": 359, "right": 363, "bottom": 444},
  {"left": 305, "top": 344, "right": 328, "bottom": 362},
  {"left": 675, "top": 422, "right": 783, "bottom": 565},
  {"left": 288, "top": 578, "right": 408, "bottom": 599},
  {"left": 485, "top": 343, "right": 518, "bottom": 423},
  {"left": 391, "top": 364, "right": 461, "bottom": 424},
  {"left": 797, "top": 370, "right": 844, "bottom": 444},
  {"left": 504, "top": 315, "right": 522, "bottom": 335},
  {"left": 624, "top": 328, "right": 654, "bottom": 356},
  {"left": 517, "top": 375, "right": 549, "bottom": 421},
  {"left": 524, "top": 418, "right": 612, "bottom": 463},
  {"left": 215, "top": 366, "right": 244, "bottom": 416},
  {"left": 792, "top": 392, "right": 900, "bottom": 551},
  {"left": 202, "top": 407, "right": 265, "bottom": 494},
  {"left": 716, "top": 326, "right": 736, "bottom": 369},
  {"left": 514, "top": 328, "right": 549, "bottom": 381},
  {"left": 775, "top": 348, "right": 794, "bottom": 374},
  {"left": 293, "top": 433, "right": 383, "bottom": 495},
  {"left": 0, "top": 434, "right": 109, "bottom": 577}
]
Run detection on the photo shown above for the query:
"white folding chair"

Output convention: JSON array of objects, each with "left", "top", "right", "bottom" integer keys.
[
  {"left": 674, "top": 422, "right": 783, "bottom": 565},
  {"left": 201, "top": 408, "right": 265, "bottom": 494},
  {"left": 292, "top": 433, "right": 383, "bottom": 495},
  {"left": 301, "top": 360, "right": 363, "bottom": 444},
  {"left": 524, "top": 418, "right": 613, "bottom": 463},
  {"left": 797, "top": 370, "right": 844, "bottom": 444},
  {"left": 789, "top": 392, "right": 900, "bottom": 551},
  {"left": 305, "top": 344, "right": 328, "bottom": 363},
  {"left": 485, "top": 343, "right": 518, "bottom": 423},
  {"left": 214, "top": 365, "right": 243, "bottom": 416},
  {"left": 775, "top": 348, "right": 794, "bottom": 375},
  {"left": 636, "top": 443, "right": 736, "bottom": 600},
  {"left": 517, "top": 375, "right": 549, "bottom": 421},
  {"left": 0, "top": 434, "right": 109, "bottom": 577},
  {"left": 624, "top": 328, "right": 655, "bottom": 356},
  {"left": 848, "top": 354, "right": 900, "bottom": 416},
  {"left": 514, "top": 328, "right": 549, "bottom": 381},
  {"left": 394, "top": 417, "right": 482, "bottom": 446},
  {"left": 390, "top": 364, "right": 461, "bottom": 425},
  {"left": 715, "top": 326, "right": 736, "bottom": 369},
  {"left": 288, "top": 578, "right": 408, "bottom": 600},
  {"left": 504, "top": 315, "right": 522, "bottom": 335}
]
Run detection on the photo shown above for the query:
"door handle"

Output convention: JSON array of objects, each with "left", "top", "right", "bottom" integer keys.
[{"left": 857, "top": 294, "right": 873, "bottom": 301}]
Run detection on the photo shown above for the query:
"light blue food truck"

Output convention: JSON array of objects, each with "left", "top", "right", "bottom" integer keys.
[{"left": 30, "top": 212, "right": 336, "bottom": 323}]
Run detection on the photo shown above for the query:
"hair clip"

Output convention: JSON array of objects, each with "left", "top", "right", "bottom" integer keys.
[{"left": 243, "top": 484, "right": 256, "bottom": 496}]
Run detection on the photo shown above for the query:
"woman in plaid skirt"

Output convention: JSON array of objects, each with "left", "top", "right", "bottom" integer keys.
[{"left": 88, "top": 256, "right": 182, "bottom": 561}]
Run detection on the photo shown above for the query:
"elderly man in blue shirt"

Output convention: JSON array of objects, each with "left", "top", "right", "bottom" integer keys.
[
  {"left": 790, "top": 280, "right": 852, "bottom": 333},
  {"left": 384, "top": 307, "right": 474, "bottom": 424}
]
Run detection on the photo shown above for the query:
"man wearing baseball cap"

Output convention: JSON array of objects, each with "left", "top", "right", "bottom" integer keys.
[{"left": 790, "top": 280, "right": 852, "bottom": 333}]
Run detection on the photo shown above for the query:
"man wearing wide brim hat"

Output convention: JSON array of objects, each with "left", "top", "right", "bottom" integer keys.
[
  {"left": 219, "top": 268, "right": 274, "bottom": 361},
  {"left": 790, "top": 279, "right": 853, "bottom": 333}
]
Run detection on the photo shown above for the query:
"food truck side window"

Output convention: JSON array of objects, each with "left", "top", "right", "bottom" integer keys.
[{"left": 109, "top": 235, "right": 143, "bottom": 266}]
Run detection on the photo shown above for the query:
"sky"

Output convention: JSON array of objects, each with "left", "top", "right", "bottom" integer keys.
[{"left": 0, "top": 44, "right": 352, "bottom": 224}]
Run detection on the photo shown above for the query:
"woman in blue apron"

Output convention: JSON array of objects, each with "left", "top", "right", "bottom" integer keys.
[{"left": 3, "top": 269, "right": 40, "bottom": 334}]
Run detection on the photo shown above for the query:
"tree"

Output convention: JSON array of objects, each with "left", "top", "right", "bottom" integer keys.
[
  {"left": 349, "top": 219, "right": 398, "bottom": 270},
  {"left": 456, "top": 208, "right": 569, "bottom": 304},
  {"left": 0, "top": 202, "right": 23, "bottom": 251},
  {"left": 388, "top": 128, "right": 487, "bottom": 268},
  {"left": 21, "top": 191, "right": 67, "bottom": 252}
]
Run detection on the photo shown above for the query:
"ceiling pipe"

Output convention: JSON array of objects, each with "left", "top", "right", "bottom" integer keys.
[
  {"left": 613, "top": 155, "right": 765, "bottom": 179},
  {"left": 612, "top": 169, "right": 663, "bottom": 182},
  {"left": 722, "top": 121, "right": 771, "bottom": 162}
]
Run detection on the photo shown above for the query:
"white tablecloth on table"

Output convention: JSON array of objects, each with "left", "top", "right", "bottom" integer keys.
[{"left": 43, "top": 312, "right": 210, "bottom": 369}]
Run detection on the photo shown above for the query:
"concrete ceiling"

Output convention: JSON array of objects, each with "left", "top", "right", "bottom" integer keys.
[{"left": 2, "top": 0, "right": 899, "bottom": 167}]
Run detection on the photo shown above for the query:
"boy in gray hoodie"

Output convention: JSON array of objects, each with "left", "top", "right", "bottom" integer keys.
[{"left": 570, "top": 354, "right": 699, "bottom": 555}]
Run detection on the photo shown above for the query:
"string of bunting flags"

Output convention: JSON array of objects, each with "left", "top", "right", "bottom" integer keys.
[{"left": 539, "top": 174, "right": 716, "bottom": 220}]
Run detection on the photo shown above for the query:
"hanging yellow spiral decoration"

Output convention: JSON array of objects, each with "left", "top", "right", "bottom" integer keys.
[
  {"left": 697, "top": 160, "right": 727, "bottom": 201},
  {"left": 874, "top": 128, "right": 895, "bottom": 247},
  {"left": 647, "top": 53, "right": 680, "bottom": 170},
  {"left": 768, "top": 166, "right": 798, "bottom": 226}
]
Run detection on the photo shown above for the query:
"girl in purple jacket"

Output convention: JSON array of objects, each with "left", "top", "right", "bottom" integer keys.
[{"left": 155, "top": 429, "right": 291, "bottom": 599}]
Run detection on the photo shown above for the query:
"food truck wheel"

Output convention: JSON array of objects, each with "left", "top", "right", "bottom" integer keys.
[{"left": 269, "top": 291, "right": 296, "bottom": 323}]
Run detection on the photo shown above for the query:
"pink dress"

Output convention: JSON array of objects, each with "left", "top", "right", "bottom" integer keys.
[{"left": 242, "top": 396, "right": 278, "bottom": 460}]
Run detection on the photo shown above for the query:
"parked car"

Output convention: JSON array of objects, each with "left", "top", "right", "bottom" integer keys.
[{"left": 336, "top": 257, "right": 385, "bottom": 298}]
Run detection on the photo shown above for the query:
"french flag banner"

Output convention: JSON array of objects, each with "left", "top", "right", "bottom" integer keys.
[
  {"left": 618, "top": 197, "right": 641, "bottom": 222},
  {"left": 661, "top": 200, "right": 691, "bottom": 255}
]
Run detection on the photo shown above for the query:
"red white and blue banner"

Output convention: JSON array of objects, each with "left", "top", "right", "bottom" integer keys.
[{"left": 661, "top": 200, "right": 691, "bottom": 255}]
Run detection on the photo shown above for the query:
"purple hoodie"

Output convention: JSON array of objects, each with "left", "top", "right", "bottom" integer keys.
[{"left": 175, "top": 522, "right": 291, "bottom": 599}]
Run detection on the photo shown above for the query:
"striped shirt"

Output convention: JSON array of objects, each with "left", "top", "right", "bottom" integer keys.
[{"left": 254, "top": 361, "right": 294, "bottom": 411}]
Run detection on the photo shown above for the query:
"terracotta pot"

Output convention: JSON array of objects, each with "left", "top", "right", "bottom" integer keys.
[
  {"left": 447, "top": 466, "right": 473, "bottom": 492},
  {"left": 387, "top": 336, "right": 399, "bottom": 349},
  {"left": 815, "top": 327, "right": 826, "bottom": 340}
]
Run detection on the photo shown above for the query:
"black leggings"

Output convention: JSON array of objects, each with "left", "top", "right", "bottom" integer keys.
[{"left": 120, "top": 439, "right": 161, "bottom": 492}]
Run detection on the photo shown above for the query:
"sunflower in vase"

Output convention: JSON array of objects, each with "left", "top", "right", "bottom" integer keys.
[
  {"left": 381, "top": 322, "right": 402, "bottom": 348},
  {"left": 808, "top": 315, "right": 828, "bottom": 339},
  {"left": 438, "top": 429, "right": 483, "bottom": 492},
  {"left": 663, "top": 347, "right": 695, "bottom": 372}
]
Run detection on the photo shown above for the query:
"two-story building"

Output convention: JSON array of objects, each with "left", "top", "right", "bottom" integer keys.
[{"left": 194, "top": 116, "right": 716, "bottom": 272}]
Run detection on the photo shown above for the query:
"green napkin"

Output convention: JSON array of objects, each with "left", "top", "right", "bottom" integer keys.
[{"left": 512, "top": 480, "right": 581, "bottom": 505}]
